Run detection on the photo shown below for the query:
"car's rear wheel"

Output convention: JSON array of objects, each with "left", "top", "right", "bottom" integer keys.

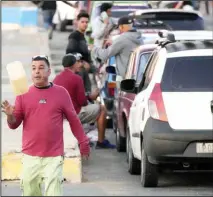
[
  {"left": 126, "top": 127, "right": 140, "bottom": 174},
  {"left": 106, "top": 118, "right": 113, "bottom": 129},
  {"left": 116, "top": 128, "right": 126, "bottom": 152},
  {"left": 141, "top": 144, "right": 159, "bottom": 187}
]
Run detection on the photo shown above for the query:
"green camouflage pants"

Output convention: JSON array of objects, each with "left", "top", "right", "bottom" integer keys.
[{"left": 20, "top": 154, "right": 64, "bottom": 196}]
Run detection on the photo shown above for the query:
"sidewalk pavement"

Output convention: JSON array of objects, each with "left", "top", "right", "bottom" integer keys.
[{"left": 1, "top": 29, "right": 82, "bottom": 183}]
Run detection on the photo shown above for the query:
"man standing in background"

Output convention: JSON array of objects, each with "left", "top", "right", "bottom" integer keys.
[
  {"left": 66, "top": 12, "right": 97, "bottom": 93},
  {"left": 32, "top": 1, "right": 56, "bottom": 39},
  {"left": 92, "top": 3, "right": 116, "bottom": 48}
]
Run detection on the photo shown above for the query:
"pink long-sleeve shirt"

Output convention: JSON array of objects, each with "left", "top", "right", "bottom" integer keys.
[{"left": 7, "top": 83, "right": 89, "bottom": 157}]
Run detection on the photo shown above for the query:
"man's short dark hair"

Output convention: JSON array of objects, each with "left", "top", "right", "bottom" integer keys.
[
  {"left": 79, "top": 9, "right": 87, "bottom": 14},
  {"left": 100, "top": 3, "right": 113, "bottom": 13},
  {"left": 32, "top": 56, "right": 50, "bottom": 67},
  {"left": 62, "top": 54, "right": 77, "bottom": 68},
  {"left": 77, "top": 12, "right": 89, "bottom": 20}
]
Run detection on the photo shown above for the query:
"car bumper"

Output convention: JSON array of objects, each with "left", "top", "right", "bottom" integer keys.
[{"left": 143, "top": 118, "right": 213, "bottom": 163}]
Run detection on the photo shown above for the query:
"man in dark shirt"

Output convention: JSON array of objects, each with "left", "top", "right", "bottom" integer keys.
[
  {"left": 66, "top": 12, "right": 97, "bottom": 93},
  {"left": 53, "top": 54, "right": 115, "bottom": 149}
]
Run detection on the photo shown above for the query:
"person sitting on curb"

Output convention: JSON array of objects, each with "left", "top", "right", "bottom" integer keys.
[{"left": 53, "top": 53, "right": 116, "bottom": 149}]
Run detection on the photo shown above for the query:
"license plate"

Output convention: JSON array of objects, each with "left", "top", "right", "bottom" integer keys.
[{"left": 196, "top": 143, "right": 213, "bottom": 153}]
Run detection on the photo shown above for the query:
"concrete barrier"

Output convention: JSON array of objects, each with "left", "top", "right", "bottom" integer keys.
[{"left": 2, "top": 6, "right": 38, "bottom": 30}]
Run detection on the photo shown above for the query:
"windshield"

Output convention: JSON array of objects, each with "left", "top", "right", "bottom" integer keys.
[
  {"left": 161, "top": 56, "right": 213, "bottom": 92},
  {"left": 134, "top": 12, "right": 204, "bottom": 30}
]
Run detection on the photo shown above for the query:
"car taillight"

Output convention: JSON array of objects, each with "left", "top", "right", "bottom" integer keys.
[
  {"left": 108, "top": 82, "right": 116, "bottom": 97},
  {"left": 148, "top": 83, "right": 168, "bottom": 122},
  {"left": 108, "top": 88, "right": 115, "bottom": 97}
]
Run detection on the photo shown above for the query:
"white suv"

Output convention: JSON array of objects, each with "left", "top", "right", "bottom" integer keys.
[{"left": 120, "top": 32, "right": 213, "bottom": 187}]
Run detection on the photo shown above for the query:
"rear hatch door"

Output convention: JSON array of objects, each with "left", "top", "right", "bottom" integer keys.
[{"left": 161, "top": 53, "right": 213, "bottom": 130}]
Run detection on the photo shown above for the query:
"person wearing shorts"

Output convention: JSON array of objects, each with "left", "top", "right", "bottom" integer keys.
[
  {"left": 32, "top": 1, "right": 56, "bottom": 39},
  {"left": 53, "top": 53, "right": 115, "bottom": 149},
  {"left": 78, "top": 103, "right": 100, "bottom": 124}
]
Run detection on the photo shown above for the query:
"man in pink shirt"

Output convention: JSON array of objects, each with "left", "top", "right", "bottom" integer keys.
[
  {"left": 53, "top": 53, "right": 116, "bottom": 149},
  {"left": 1, "top": 55, "right": 90, "bottom": 196}
]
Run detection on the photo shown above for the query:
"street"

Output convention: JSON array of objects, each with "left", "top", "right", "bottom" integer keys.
[
  {"left": 2, "top": 26, "right": 213, "bottom": 195},
  {"left": 2, "top": 147, "right": 213, "bottom": 195}
]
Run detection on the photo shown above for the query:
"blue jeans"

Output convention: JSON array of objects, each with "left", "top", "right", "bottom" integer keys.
[{"left": 42, "top": 10, "right": 55, "bottom": 29}]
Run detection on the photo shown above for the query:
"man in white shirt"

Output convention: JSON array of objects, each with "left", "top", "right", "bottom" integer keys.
[{"left": 91, "top": 3, "right": 116, "bottom": 48}]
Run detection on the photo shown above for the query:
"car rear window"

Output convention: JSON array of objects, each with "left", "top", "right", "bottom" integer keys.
[
  {"left": 111, "top": 6, "right": 149, "bottom": 18},
  {"left": 161, "top": 56, "right": 213, "bottom": 92},
  {"left": 134, "top": 12, "right": 204, "bottom": 30}
]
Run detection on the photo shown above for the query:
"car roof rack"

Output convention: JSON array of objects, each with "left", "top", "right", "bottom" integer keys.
[{"left": 156, "top": 30, "right": 213, "bottom": 47}]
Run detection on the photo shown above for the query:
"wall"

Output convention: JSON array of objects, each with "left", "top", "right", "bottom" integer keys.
[{"left": 2, "top": 7, "right": 38, "bottom": 27}]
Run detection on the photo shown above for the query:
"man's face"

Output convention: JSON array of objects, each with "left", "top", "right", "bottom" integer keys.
[
  {"left": 77, "top": 17, "right": 89, "bottom": 32},
  {"left": 119, "top": 25, "right": 125, "bottom": 33},
  {"left": 119, "top": 24, "right": 130, "bottom": 33},
  {"left": 31, "top": 60, "right": 51, "bottom": 86},
  {"left": 106, "top": 8, "right": 112, "bottom": 17},
  {"left": 74, "top": 60, "right": 83, "bottom": 72}
]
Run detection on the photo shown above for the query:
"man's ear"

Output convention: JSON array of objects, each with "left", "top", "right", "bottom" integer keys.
[{"left": 48, "top": 68, "right": 51, "bottom": 76}]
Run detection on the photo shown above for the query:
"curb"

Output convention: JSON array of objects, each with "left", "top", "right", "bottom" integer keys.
[{"left": 1, "top": 153, "right": 82, "bottom": 183}]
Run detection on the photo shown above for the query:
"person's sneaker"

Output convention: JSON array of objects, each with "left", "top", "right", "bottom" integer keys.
[{"left": 96, "top": 139, "right": 116, "bottom": 149}]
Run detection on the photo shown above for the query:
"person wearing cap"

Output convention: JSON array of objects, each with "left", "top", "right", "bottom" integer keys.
[
  {"left": 92, "top": 16, "right": 143, "bottom": 78},
  {"left": 91, "top": 3, "right": 116, "bottom": 48},
  {"left": 1, "top": 55, "right": 90, "bottom": 196},
  {"left": 53, "top": 54, "right": 116, "bottom": 149}
]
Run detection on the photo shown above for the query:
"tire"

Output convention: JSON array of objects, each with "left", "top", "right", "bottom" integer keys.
[
  {"left": 106, "top": 118, "right": 113, "bottom": 129},
  {"left": 116, "top": 128, "right": 126, "bottom": 152},
  {"left": 112, "top": 113, "right": 117, "bottom": 133},
  {"left": 126, "top": 128, "right": 140, "bottom": 175},
  {"left": 141, "top": 144, "right": 159, "bottom": 187}
]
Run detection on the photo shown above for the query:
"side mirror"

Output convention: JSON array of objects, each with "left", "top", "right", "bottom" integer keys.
[
  {"left": 106, "top": 66, "right": 116, "bottom": 74},
  {"left": 120, "top": 79, "right": 136, "bottom": 93}
]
